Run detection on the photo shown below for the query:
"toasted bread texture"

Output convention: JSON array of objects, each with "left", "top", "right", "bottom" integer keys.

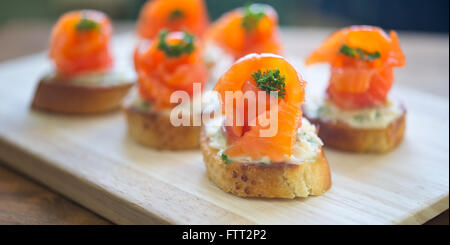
[
  {"left": 32, "top": 75, "right": 133, "bottom": 114},
  {"left": 125, "top": 106, "right": 201, "bottom": 150},
  {"left": 305, "top": 109, "right": 406, "bottom": 153},
  {"left": 200, "top": 129, "right": 332, "bottom": 198}
]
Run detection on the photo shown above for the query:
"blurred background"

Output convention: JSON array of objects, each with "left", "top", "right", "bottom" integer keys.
[
  {"left": 1, "top": 0, "right": 449, "bottom": 32},
  {"left": 0, "top": 0, "right": 448, "bottom": 61},
  {"left": 0, "top": 0, "right": 449, "bottom": 32}
]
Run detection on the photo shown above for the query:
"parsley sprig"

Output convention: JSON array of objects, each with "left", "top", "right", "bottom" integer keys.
[
  {"left": 157, "top": 30, "right": 195, "bottom": 58},
  {"left": 169, "top": 9, "right": 184, "bottom": 21},
  {"left": 75, "top": 13, "right": 99, "bottom": 32},
  {"left": 242, "top": 3, "right": 266, "bottom": 32},
  {"left": 252, "top": 68, "right": 286, "bottom": 99},
  {"left": 339, "top": 44, "right": 381, "bottom": 61},
  {"left": 221, "top": 153, "right": 232, "bottom": 164}
]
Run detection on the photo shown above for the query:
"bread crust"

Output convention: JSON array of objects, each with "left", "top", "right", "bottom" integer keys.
[
  {"left": 200, "top": 128, "right": 332, "bottom": 198},
  {"left": 305, "top": 108, "right": 406, "bottom": 153},
  {"left": 32, "top": 76, "right": 133, "bottom": 114},
  {"left": 125, "top": 106, "right": 201, "bottom": 150}
]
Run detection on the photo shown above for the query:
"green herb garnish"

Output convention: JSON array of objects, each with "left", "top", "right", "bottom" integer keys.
[
  {"left": 301, "top": 132, "right": 316, "bottom": 144},
  {"left": 375, "top": 111, "right": 381, "bottom": 119},
  {"left": 339, "top": 44, "right": 381, "bottom": 61},
  {"left": 157, "top": 30, "right": 195, "bottom": 58},
  {"left": 353, "top": 114, "right": 365, "bottom": 122},
  {"left": 140, "top": 100, "right": 151, "bottom": 111},
  {"left": 339, "top": 44, "right": 357, "bottom": 58},
  {"left": 75, "top": 13, "right": 99, "bottom": 32},
  {"left": 242, "top": 3, "right": 266, "bottom": 32},
  {"left": 251, "top": 68, "right": 286, "bottom": 99},
  {"left": 169, "top": 9, "right": 184, "bottom": 20},
  {"left": 317, "top": 105, "right": 330, "bottom": 117},
  {"left": 221, "top": 153, "right": 232, "bottom": 164}
]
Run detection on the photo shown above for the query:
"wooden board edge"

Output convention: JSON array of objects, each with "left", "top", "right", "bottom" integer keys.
[
  {"left": 0, "top": 136, "right": 171, "bottom": 225},
  {"left": 397, "top": 194, "right": 449, "bottom": 225}
]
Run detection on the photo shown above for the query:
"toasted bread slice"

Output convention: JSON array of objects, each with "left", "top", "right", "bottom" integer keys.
[
  {"left": 32, "top": 73, "right": 134, "bottom": 114},
  {"left": 200, "top": 128, "right": 332, "bottom": 198},
  {"left": 305, "top": 109, "right": 406, "bottom": 153},
  {"left": 125, "top": 106, "right": 201, "bottom": 150}
]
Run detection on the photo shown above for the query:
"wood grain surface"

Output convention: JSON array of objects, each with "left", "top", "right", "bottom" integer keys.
[
  {"left": 0, "top": 26, "right": 448, "bottom": 225},
  {"left": 0, "top": 163, "right": 110, "bottom": 225}
]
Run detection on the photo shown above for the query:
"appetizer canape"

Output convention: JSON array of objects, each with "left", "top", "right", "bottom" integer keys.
[
  {"left": 136, "top": 0, "right": 209, "bottom": 39},
  {"left": 136, "top": 0, "right": 229, "bottom": 88},
  {"left": 126, "top": 30, "right": 208, "bottom": 150},
  {"left": 32, "top": 10, "right": 133, "bottom": 114},
  {"left": 206, "top": 3, "right": 283, "bottom": 61},
  {"left": 201, "top": 53, "right": 331, "bottom": 198},
  {"left": 304, "top": 26, "right": 406, "bottom": 153}
]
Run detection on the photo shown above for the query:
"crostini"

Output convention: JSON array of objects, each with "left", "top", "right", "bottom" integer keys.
[
  {"left": 206, "top": 3, "right": 283, "bottom": 61},
  {"left": 303, "top": 26, "right": 406, "bottom": 153},
  {"left": 32, "top": 10, "right": 133, "bottom": 114},
  {"left": 136, "top": 0, "right": 209, "bottom": 39},
  {"left": 201, "top": 53, "right": 331, "bottom": 198},
  {"left": 126, "top": 30, "right": 208, "bottom": 150}
]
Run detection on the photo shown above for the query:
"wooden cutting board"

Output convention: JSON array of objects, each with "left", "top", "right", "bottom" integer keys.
[{"left": 0, "top": 32, "right": 448, "bottom": 225}]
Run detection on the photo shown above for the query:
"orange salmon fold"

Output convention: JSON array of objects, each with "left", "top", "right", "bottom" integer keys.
[
  {"left": 306, "top": 26, "right": 405, "bottom": 109},
  {"left": 134, "top": 31, "right": 208, "bottom": 110},
  {"left": 214, "top": 54, "right": 305, "bottom": 162},
  {"left": 137, "top": 0, "right": 209, "bottom": 39},
  {"left": 49, "top": 10, "right": 113, "bottom": 76},
  {"left": 207, "top": 4, "right": 282, "bottom": 60}
]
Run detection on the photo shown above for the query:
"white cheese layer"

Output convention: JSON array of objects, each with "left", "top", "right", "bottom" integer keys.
[
  {"left": 205, "top": 116, "right": 323, "bottom": 165},
  {"left": 303, "top": 96, "right": 403, "bottom": 129},
  {"left": 126, "top": 88, "right": 221, "bottom": 116},
  {"left": 48, "top": 71, "right": 131, "bottom": 87}
]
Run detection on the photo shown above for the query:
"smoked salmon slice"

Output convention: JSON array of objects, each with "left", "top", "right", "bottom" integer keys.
[
  {"left": 49, "top": 10, "right": 113, "bottom": 76},
  {"left": 137, "top": 0, "right": 209, "bottom": 39},
  {"left": 134, "top": 31, "right": 208, "bottom": 110},
  {"left": 206, "top": 3, "right": 282, "bottom": 60},
  {"left": 306, "top": 26, "right": 405, "bottom": 109},
  {"left": 214, "top": 54, "right": 305, "bottom": 162}
]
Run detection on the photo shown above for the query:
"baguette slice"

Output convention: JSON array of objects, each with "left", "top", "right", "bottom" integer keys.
[
  {"left": 305, "top": 107, "right": 406, "bottom": 153},
  {"left": 32, "top": 73, "right": 134, "bottom": 114},
  {"left": 125, "top": 106, "right": 201, "bottom": 150},
  {"left": 200, "top": 128, "right": 332, "bottom": 198}
]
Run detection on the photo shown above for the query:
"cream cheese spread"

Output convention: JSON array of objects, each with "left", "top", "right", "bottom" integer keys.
[
  {"left": 303, "top": 96, "right": 403, "bottom": 129},
  {"left": 45, "top": 71, "right": 132, "bottom": 87},
  {"left": 205, "top": 116, "right": 323, "bottom": 165}
]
